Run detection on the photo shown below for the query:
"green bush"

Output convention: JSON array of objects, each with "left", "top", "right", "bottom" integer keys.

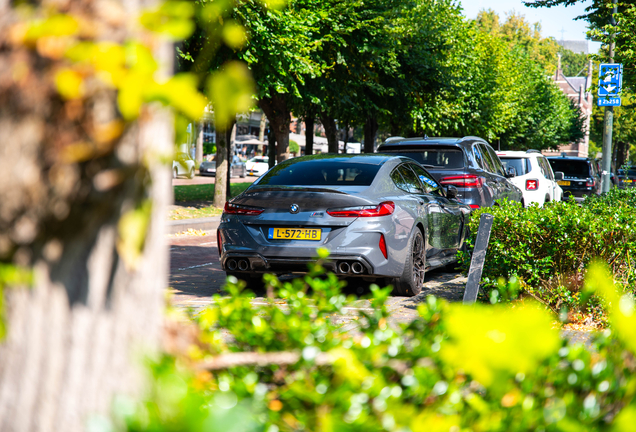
[
  {"left": 458, "top": 190, "right": 636, "bottom": 317},
  {"left": 114, "top": 262, "right": 636, "bottom": 432}
]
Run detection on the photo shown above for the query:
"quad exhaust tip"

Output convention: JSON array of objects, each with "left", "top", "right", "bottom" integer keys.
[
  {"left": 238, "top": 259, "right": 249, "bottom": 271},
  {"left": 227, "top": 259, "right": 237, "bottom": 271},
  {"left": 338, "top": 261, "right": 366, "bottom": 275},
  {"left": 338, "top": 261, "right": 351, "bottom": 274},
  {"left": 351, "top": 262, "right": 364, "bottom": 274}
]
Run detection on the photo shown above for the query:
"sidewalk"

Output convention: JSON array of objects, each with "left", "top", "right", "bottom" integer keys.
[{"left": 167, "top": 216, "right": 221, "bottom": 234}]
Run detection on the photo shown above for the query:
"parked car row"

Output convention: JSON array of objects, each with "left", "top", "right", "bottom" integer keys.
[{"left": 216, "top": 134, "right": 611, "bottom": 296}]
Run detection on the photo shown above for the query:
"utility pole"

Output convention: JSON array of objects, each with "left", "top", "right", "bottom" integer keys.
[{"left": 601, "top": 0, "right": 618, "bottom": 193}]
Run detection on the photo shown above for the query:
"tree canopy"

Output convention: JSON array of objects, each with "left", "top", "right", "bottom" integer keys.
[{"left": 178, "top": 1, "right": 586, "bottom": 153}]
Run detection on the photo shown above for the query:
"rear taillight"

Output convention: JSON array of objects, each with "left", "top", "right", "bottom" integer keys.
[
  {"left": 440, "top": 174, "right": 485, "bottom": 188},
  {"left": 379, "top": 234, "right": 388, "bottom": 259},
  {"left": 586, "top": 179, "right": 595, "bottom": 187},
  {"left": 223, "top": 202, "right": 264, "bottom": 215},
  {"left": 327, "top": 201, "right": 395, "bottom": 218},
  {"left": 469, "top": 204, "right": 480, "bottom": 209},
  {"left": 217, "top": 229, "right": 223, "bottom": 257},
  {"left": 526, "top": 179, "right": 538, "bottom": 190}
]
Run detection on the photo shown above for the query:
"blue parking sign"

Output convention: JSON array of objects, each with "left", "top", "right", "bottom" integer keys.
[{"left": 598, "top": 64, "right": 622, "bottom": 106}]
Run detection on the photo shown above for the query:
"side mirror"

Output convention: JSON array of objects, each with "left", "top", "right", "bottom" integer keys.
[
  {"left": 446, "top": 185, "right": 458, "bottom": 200},
  {"left": 554, "top": 171, "right": 564, "bottom": 181},
  {"left": 506, "top": 166, "right": 517, "bottom": 178}
]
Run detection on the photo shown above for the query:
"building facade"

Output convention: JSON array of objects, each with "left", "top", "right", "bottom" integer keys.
[{"left": 543, "top": 56, "right": 594, "bottom": 158}]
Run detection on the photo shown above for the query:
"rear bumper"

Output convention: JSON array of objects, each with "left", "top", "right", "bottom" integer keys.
[{"left": 221, "top": 252, "right": 375, "bottom": 276}]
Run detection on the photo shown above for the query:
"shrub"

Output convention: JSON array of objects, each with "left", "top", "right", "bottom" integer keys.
[
  {"left": 115, "top": 262, "right": 636, "bottom": 432},
  {"left": 458, "top": 190, "right": 636, "bottom": 317}
]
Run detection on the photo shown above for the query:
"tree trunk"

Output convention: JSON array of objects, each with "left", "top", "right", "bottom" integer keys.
[
  {"left": 258, "top": 110, "right": 266, "bottom": 143},
  {"left": 258, "top": 94, "right": 290, "bottom": 163},
  {"left": 195, "top": 120, "right": 204, "bottom": 165},
  {"left": 226, "top": 123, "right": 235, "bottom": 200},
  {"left": 320, "top": 113, "right": 338, "bottom": 154},
  {"left": 616, "top": 141, "right": 628, "bottom": 171},
  {"left": 343, "top": 121, "right": 349, "bottom": 153},
  {"left": 305, "top": 116, "right": 314, "bottom": 156},
  {"left": 0, "top": 2, "right": 169, "bottom": 431},
  {"left": 364, "top": 117, "right": 378, "bottom": 153},
  {"left": 213, "top": 126, "right": 229, "bottom": 208},
  {"left": 267, "top": 127, "right": 276, "bottom": 169}
]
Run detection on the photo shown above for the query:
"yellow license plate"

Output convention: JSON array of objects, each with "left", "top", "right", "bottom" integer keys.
[
  {"left": 268, "top": 228, "right": 321, "bottom": 241},
  {"left": 625, "top": 179, "right": 633, "bottom": 183},
  {"left": 557, "top": 180, "right": 570, "bottom": 186}
]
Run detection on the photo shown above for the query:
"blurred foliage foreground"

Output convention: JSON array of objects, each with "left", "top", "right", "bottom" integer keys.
[
  {"left": 459, "top": 188, "right": 636, "bottom": 325},
  {"left": 105, "top": 259, "right": 636, "bottom": 432}
]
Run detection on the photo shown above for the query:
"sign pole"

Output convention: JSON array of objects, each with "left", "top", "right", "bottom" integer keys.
[{"left": 601, "top": 0, "right": 618, "bottom": 193}]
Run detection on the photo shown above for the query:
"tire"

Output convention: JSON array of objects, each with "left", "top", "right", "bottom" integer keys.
[
  {"left": 393, "top": 228, "right": 426, "bottom": 296},
  {"left": 173, "top": 167, "right": 178, "bottom": 179},
  {"left": 187, "top": 167, "right": 194, "bottom": 179}
]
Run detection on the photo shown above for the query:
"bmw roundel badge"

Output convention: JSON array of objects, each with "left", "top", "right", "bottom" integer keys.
[{"left": 290, "top": 204, "right": 299, "bottom": 214}]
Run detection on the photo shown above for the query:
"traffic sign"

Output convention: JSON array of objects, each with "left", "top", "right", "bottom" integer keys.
[{"left": 598, "top": 63, "right": 622, "bottom": 106}]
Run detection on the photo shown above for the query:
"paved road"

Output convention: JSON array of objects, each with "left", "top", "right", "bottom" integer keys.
[
  {"left": 168, "top": 230, "right": 468, "bottom": 326},
  {"left": 168, "top": 231, "right": 595, "bottom": 345}
]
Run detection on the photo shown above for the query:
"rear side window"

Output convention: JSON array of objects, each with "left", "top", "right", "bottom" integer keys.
[
  {"left": 384, "top": 149, "right": 464, "bottom": 169},
  {"left": 478, "top": 144, "right": 497, "bottom": 173},
  {"left": 256, "top": 160, "right": 380, "bottom": 186},
  {"left": 548, "top": 159, "right": 591, "bottom": 178},
  {"left": 409, "top": 164, "right": 444, "bottom": 196},
  {"left": 484, "top": 145, "right": 506, "bottom": 176},
  {"left": 537, "top": 157, "right": 554, "bottom": 180},
  {"left": 394, "top": 164, "right": 425, "bottom": 193},
  {"left": 500, "top": 158, "right": 529, "bottom": 176}
]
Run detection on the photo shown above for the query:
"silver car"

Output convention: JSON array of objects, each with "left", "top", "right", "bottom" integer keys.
[{"left": 218, "top": 154, "right": 471, "bottom": 296}]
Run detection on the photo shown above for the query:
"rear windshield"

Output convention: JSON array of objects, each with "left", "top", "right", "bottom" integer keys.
[
  {"left": 500, "top": 157, "right": 530, "bottom": 176},
  {"left": 548, "top": 159, "right": 591, "bottom": 178},
  {"left": 254, "top": 160, "right": 380, "bottom": 186},
  {"left": 618, "top": 168, "right": 636, "bottom": 176},
  {"left": 381, "top": 149, "right": 464, "bottom": 169},
  {"left": 250, "top": 157, "right": 268, "bottom": 163}
]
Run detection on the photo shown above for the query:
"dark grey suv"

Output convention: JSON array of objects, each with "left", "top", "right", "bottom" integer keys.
[
  {"left": 546, "top": 156, "right": 601, "bottom": 202},
  {"left": 377, "top": 136, "right": 523, "bottom": 209}
]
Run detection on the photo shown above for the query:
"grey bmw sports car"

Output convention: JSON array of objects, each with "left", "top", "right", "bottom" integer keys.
[{"left": 218, "top": 154, "right": 471, "bottom": 296}]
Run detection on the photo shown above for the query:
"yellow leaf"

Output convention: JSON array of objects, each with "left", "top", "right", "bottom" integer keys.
[
  {"left": 140, "top": 1, "right": 195, "bottom": 40},
  {"left": 55, "top": 68, "right": 84, "bottom": 100},
  {"left": 441, "top": 303, "right": 560, "bottom": 388},
  {"left": 24, "top": 14, "right": 79, "bottom": 42},
  {"left": 117, "top": 200, "right": 152, "bottom": 270},
  {"left": 207, "top": 61, "right": 255, "bottom": 129},
  {"left": 222, "top": 21, "right": 247, "bottom": 49}
]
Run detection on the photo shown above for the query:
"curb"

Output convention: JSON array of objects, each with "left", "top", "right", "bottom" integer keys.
[{"left": 167, "top": 216, "right": 221, "bottom": 234}]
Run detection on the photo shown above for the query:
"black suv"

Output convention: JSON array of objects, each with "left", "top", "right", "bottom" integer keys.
[
  {"left": 377, "top": 136, "right": 523, "bottom": 209},
  {"left": 546, "top": 156, "right": 600, "bottom": 202},
  {"left": 617, "top": 166, "right": 636, "bottom": 189}
]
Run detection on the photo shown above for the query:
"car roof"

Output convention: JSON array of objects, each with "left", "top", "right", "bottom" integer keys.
[
  {"left": 497, "top": 151, "right": 531, "bottom": 158},
  {"left": 546, "top": 155, "right": 590, "bottom": 161},
  {"left": 379, "top": 136, "right": 486, "bottom": 148},
  {"left": 282, "top": 153, "right": 398, "bottom": 166}
]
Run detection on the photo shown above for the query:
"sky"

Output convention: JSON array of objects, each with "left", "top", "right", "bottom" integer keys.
[{"left": 459, "top": 0, "right": 601, "bottom": 53}]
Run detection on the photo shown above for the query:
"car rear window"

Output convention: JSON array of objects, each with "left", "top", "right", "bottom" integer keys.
[
  {"left": 254, "top": 160, "right": 380, "bottom": 186},
  {"left": 548, "top": 159, "right": 591, "bottom": 178},
  {"left": 500, "top": 157, "right": 530, "bottom": 175},
  {"left": 251, "top": 157, "right": 268, "bottom": 163},
  {"left": 619, "top": 168, "right": 636, "bottom": 176},
  {"left": 382, "top": 149, "right": 464, "bottom": 169}
]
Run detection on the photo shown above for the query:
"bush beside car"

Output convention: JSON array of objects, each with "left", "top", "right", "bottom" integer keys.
[
  {"left": 118, "top": 263, "right": 636, "bottom": 432},
  {"left": 459, "top": 190, "right": 636, "bottom": 320}
]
